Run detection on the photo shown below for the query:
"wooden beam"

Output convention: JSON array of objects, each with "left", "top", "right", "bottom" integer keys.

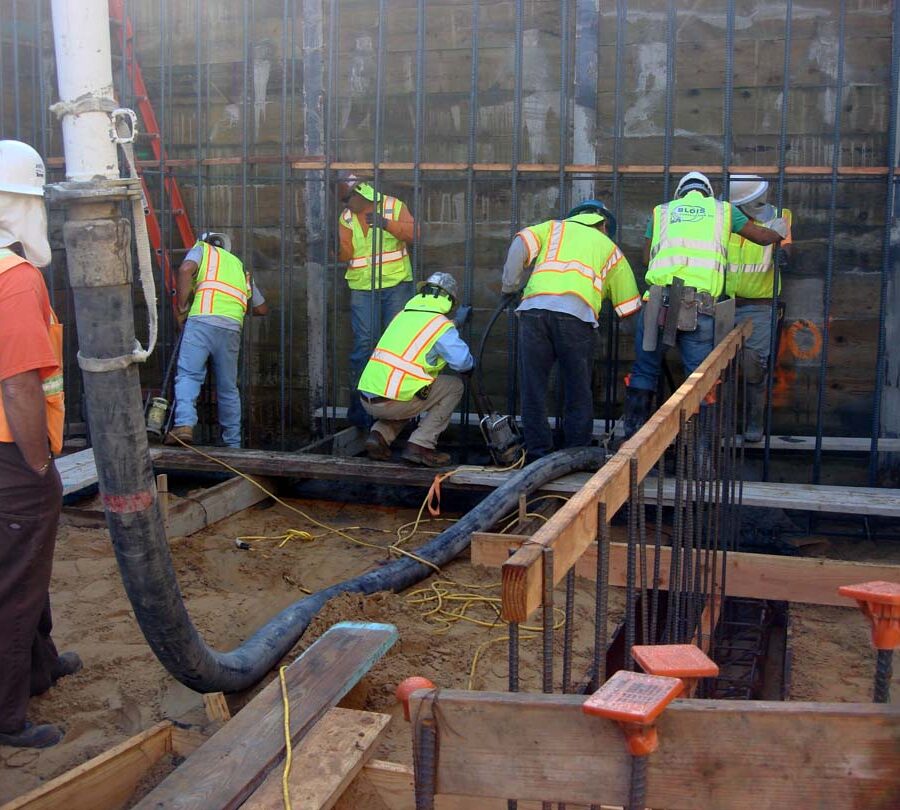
[
  {"left": 57, "top": 447, "right": 98, "bottom": 497},
  {"left": 407, "top": 690, "right": 900, "bottom": 808},
  {"left": 133, "top": 621, "right": 397, "bottom": 810},
  {"left": 243, "top": 708, "right": 390, "bottom": 810},
  {"left": 164, "top": 474, "right": 274, "bottom": 539},
  {"left": 472, "top": 533, "right": 900, "bottom": 608},
  {"left": 0, "top": 721, "right": 203, "bottom": 810}
]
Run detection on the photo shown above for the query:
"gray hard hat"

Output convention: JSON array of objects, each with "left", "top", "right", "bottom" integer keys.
[
  {"left": 418, "top": 272, "right": 459, "bottom": 304},
  {"left": 200, "top": 231, "right": 232, "bottom": 253},
  {"left": 729, "top": 174, "right": 769, "bottom": 207}
]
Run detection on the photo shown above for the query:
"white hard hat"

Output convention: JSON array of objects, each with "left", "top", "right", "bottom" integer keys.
[
  {"left": 0, "top": 140, "right": 46, "bottom": 197},
  {"left": 675, "top": 171, "right": 713, "bottom": 199},
  {"left": 200, "top": 231, "right": 232, "bottom": 253},
  {"left": 418, "top": 271, "right": 459, "bottom": 303},
  {"left": 729, "top": 175, "right": 769, "bottom": 207}
]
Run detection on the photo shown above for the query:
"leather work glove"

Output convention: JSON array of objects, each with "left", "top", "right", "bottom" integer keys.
[
  {"left": 764, "top": 217, "right": 789, "bottom": 239},
  {"left": 366, "top": 212, "right": 390, "bottom": 230}
]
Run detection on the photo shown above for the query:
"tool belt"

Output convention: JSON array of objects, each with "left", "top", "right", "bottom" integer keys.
[
  {"left": 415, "top": 384, "right": 432, "bottom": 401},
  {"left": 732, "top": 296, "right": 770, "bottom": 308},
  {"left": 642, "top": 280, "right": 716, "bottom": 351}
]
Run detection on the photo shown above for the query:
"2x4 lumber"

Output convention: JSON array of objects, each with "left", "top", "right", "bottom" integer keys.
[
  {"left": 361, "top": 760, "right": 599, "bottom": 810},
  {"left": 164, "top": 474, "right": 274, "bottom": 539},
  {"left": 57, "top": 447, "right": 99, "bottom": 497},
  {"left": 472, "top": 533, "right": 900, "bottom": 608},
  {"left": 407, "top": 690, "right": 900, "bottom": 809},
  {"left": 133, "top": 621, "right": 397, "bottom": 810},
  {"left": 242, "top": 708, "right": 390, "bottom": 810},
  {"left": 501, "top": 323, "right": 751, "bottom": 622},
  {"left": 0, "top": 721, "right": 203, "bottom": 810}
]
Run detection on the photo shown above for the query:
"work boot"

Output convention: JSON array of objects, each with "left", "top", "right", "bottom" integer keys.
[
  {"left": 164, "top": 425, "right": 194, "bottom": 446},
  {"left": 364, "top": 430, "right": 391, "bottom": 461},
  {"left": 401, "top": 442, "right": 451, "bottom": 468},
  {"left": 0, "top": 722, "right": 63, "bottom": 749},
  {"left": 744, "top": 381, "right": 765, "bottom": 444},
  {"left": 52, "top": 651, "right": 83, "bottom": 682},
  {"left": 622, "top": 387, "right": 652, "bottom": 440}
]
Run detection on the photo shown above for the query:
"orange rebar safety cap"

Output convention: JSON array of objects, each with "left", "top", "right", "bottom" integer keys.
[{"left": 837, "top": 581, "right": 900, "bottom": 650}]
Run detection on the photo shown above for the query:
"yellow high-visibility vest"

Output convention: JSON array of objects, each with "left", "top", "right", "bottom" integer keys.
[
  {"left": 518, "top": 219, "right": 629, "bottom": 316},
  {"left": 0, "top": 248, "right": 65, "bottom": 454},
  {"left": 357, "top": 294, "right": 453, "bottom": 401},
  {"left": 340, "top": 195, "right": 412, "bottom": 291},
  {"left": 188, "top": 242, "right": 250, "bottom": 324},
  {"left": 726, "top": 209, "right": 793, "bottom": 299},
  {"left": 646, "top": 191, "right": 733, "bottom": 297}
]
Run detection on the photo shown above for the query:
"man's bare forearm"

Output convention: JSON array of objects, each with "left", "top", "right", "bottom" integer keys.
[{"left": 1, "top": 370, "right": 49, "bottom": 471}]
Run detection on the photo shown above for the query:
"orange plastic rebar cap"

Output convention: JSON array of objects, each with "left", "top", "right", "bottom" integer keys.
[
  {"left": 838, "top": 581, "right": 900, "bottom": 650},
  {"left": 583, "top": 670, "right": 683, "bottom": 725},
  {"left": 632, "top": 644, "right": 719, "bottom": 680},
  {"left": 395, "top": 676, "right": 436, "bottom": 721}
]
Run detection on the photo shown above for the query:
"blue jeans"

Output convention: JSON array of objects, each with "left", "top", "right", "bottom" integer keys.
[
  {"left": 173, "top": 318, "right": 243, "bottom": 447},
  {"left": 629, "top": 311, "right": 715, "bottom": 392},
  {"left": 347, "top": 281, "right": 415, "bottom": 427},
  {"left": 518, "top": 309, "right": 596, "bottom": 459}
]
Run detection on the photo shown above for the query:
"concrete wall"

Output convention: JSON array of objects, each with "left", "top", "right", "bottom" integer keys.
[{"left": 1, "top": 0, "right": 895, "bottom": 467}]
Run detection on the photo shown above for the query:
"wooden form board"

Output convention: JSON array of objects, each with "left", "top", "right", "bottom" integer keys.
[
  {"left": 500, "top": 323, "right": 751, "bottom": 623},
  {"left": 242, "top": 707, "right": 390, "bottom": 810},
  {"left": 57, "top": 447, "right": 98, "bottom": 497},
  {"left": 133, "top": 621, "right": 398, "bottom": 810},
  {"left": 0, "top": 722, "right": 204, "bottom": 810},
  {"left": 164, "top": 474, "right": 274, "bottom": 539},
  {"left": 407, "top": 690, "right": 900, "bottom": 809},
  {"left": 472, "top": 532, "right": 900, "bottom": 609}
]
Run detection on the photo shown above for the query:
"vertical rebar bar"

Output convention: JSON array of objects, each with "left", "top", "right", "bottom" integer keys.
[
  {"left": 662, "top": 0, "right": 676, "bottom": 200},
  {"left": 542, "top": 546, "right": 555, "bottom": 694},
  {"left": 508, "top": 0, "right": 524, "bottom": 417},
  {"left": 625, "top": 456, "right": 638, "bottom": 667},
  {"left": 12, "top": 0, "right": 21, "bottom": 139},
  {"left": 813, "top": 0, "right": 847, "bottom": 485},
  {"left": 278, "top": 0, "right": 290, "bottom": 448},
  {"left": 666, "top": 413, "right": 686, "bottom": 643},
  {"left": 592, "top": 502, "right": 610, "bottom": 689},
  {"left": 628, "top": 756, "right": 648, "bottom": 810},
  {"left": 370, "top": 0, "right": 387, "bottom": 355},
  {"left": 874, "top": 649, "right": 893, "bottom": 704},
  {"left": 326, "top": 0, "right": 340, "bottom": 432},
  {"left": 562, "top": 568, "right": 576, "bottom": 693},
  {"left": 650, "top": 456, "right": 664, "bottom": 643},
  {"left": 412, "top": 0, "right": 426, "bottom": 284}
]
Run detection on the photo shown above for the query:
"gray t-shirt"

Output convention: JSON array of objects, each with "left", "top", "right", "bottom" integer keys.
[{"left": 185, "top": 244, "right": 264, "bottom": 331}]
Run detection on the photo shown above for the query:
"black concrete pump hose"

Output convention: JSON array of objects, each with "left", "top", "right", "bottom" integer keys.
[{"left": 113, "top": 447, "right": 602, "bottom": 693}]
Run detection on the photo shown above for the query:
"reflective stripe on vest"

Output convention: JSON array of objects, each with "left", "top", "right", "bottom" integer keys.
[
  {"left": 726, "top": 209, "right": 792, "bottom": 299},
  {"left": 188, "top": 242, "right": 250, "bottom": 324},
  {"left": 357, "top": 295, "right": 454, "bottom": 401},
  {"left": 341, "top": 195, "right": 413, "bottom": 291},
  {"left": 0, "top": 249, "right": 65, "bottom": 454},
  {"left": 519, "top": 221, "right": 623, "bottom": 316},
  {"left": 646, "top": 193, "right": 731, "bottom": 297}
]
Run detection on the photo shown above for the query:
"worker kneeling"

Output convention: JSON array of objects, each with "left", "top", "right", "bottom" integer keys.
[{"left": 358, "top": 272, "right": 473, "bottom": 468}]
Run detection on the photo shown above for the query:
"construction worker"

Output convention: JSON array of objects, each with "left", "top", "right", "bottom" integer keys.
[
  {"left": 0, "top": 140, "right": 81, "bottom": 749},
  {"left": 622, "top": 172, "right": 788, "bottom": 438},
  {"left": 500, "top": 200, "right": 641, "bottom": 459},
  {"left": 167, "top": 232, "right": 268, "bottom": 447},
  {"left": 337, "top": 174, "right": 416, "bottom": 428},
  {"left": 358, "top": 272, "right": 473, "bottom": 467},
  {"left": 727, "top": 175, "right": 794, "bottom": 442}
]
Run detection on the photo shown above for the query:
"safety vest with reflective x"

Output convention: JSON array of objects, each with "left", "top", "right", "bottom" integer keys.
[
  {"left": 646, "top": 191, "right": 733, "bottom": 298},
  {"left": 0, "top": 248, "right": 65, "bottom": 454},
  {"left": 357, "top": 294, "right": 454, "bottom": 401},
  {"left": 340, "top": 194, "right": 413, "bottom": 291},
  {"left": 188, "top": 241, "right": 251, "bottom": 324}
]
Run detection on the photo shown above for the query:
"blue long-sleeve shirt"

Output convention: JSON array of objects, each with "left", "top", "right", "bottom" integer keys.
[{"left": 426, "top": 325, "right": 474, "bottom": 372}]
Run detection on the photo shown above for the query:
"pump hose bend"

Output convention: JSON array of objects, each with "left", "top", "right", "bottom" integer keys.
[{"left": 114, "top": 447, "right": 602, "bottom": 693}]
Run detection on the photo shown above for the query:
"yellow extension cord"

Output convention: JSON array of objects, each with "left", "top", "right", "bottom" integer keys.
[{"left": 166, "top": 437, "right": 569, "bottom": 804}]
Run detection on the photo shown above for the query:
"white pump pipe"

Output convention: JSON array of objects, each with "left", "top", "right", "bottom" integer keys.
[{"left": 50, "top": 0, "right": 119, "bottom": 181}]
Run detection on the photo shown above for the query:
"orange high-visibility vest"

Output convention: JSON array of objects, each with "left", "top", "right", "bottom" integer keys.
[{"left": 0, "top": 250, "right": 65, "bottom": 454}]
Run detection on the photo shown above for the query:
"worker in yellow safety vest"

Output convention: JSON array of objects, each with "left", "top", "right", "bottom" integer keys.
[
  {"left": 358, "top": 272, "right": 473, "bottom": 467},
  {"left": 0, "top": 140, "right": 81, "bottom": 749},
  {"left": 622, "top": 171, "right": 788, "bottom": 438},
  {"left": 500, "top": 200, "right": 641, "bottom": 459},
  {"left": 337, "top": 173, "right": 417, "bottom": 428},
  {"left": 167, "top": 232, "right": 268, "bottom": 447},
  {"left": 727, "top": 175, "right": 794, "bottom": 442}
]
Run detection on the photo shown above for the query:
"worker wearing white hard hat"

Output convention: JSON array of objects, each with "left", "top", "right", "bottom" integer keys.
[
  {"left": 166, "top": 231, "right": 268, "bottom": 448},
  {"left": 0, "top": 141, "right": 81, "bottom": 749},
  {"left": 357, "top": 272, "right": 473, "bottom": 467},
  {"left": 622, "top": 171, "right": 789, "bottom": 439},
  {"left": 336, "top": 174, "right": 417, "bottom": 429},
  {"left": 726, "top": 174, "right": 794, "bottom": 442}
]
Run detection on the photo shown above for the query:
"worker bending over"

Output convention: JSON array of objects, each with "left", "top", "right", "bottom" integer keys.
[
  {"left": 727, "top": 175, "right": 793, "bottom": 442},
  {"left": 501, "top": 200, "right": 641, "bottom": 460},
  {"left": 0, "top": 141, "right": 81, "bottom": 749},
  {"left": 358, "top": 272, "right": 473, "bottom": 468},
  {"left": 622, "top": 172, "right": 787, "bottom": 438},
  {"left": 337, "top": 174, "right": 416, "bottom": 428},
  {"left": 167, "top": 232, "right": 268, "bottom": 447}
]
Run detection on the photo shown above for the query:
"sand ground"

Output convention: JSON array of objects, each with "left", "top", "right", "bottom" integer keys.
[{"left": 1, "top": 488, "right": 897, "bottom": 806}]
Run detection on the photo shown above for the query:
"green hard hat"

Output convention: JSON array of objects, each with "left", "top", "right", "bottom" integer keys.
[{"left": 353, "top": 182, "right": 378, "bottom": 202}]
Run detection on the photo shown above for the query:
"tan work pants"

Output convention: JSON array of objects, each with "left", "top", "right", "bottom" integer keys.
[{"left": 361, "top": 374, "right": 463, "bottom": 450}]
